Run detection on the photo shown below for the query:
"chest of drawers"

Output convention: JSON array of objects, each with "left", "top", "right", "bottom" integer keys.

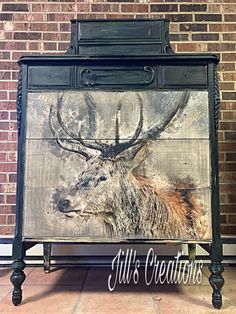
[{"left": 11, "top": 19, "right": 224, "bottom": 308}]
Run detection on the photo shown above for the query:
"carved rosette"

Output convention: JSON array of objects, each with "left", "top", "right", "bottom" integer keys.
[
  {"left": 213, "top": 66, "right": 220, "bottom": 133},
  {"left": 16, "top": 66, "right": 22, "bottom": 136}
]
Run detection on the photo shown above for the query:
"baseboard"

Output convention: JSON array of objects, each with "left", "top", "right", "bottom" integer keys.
[{"left": 1, "top": 238, "right": 236, "bottom": 266}]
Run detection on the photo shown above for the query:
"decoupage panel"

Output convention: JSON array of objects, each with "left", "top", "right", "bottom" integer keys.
[{"left": 23, "top": 90, "right": 212, "bottom": 241}]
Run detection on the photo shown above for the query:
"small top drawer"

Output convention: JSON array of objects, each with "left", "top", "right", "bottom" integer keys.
[
  {"left": 160, "top": 65, "right": 208, "bottom": 88},
  {"left": 28, "top": 66, "right": 73, "bottom": 89}
]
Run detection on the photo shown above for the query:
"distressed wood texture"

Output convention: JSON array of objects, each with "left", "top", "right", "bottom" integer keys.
[
  {"left": 69, "top": 19, "right": 173, "bottom": 55},
  {"left": 23, "top": 90, "right": 211, "bottom": 242}
]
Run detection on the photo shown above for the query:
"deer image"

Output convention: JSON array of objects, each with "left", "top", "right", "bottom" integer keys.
[{"left": 49, "top": 91, "right": 207, "bottom": 239}]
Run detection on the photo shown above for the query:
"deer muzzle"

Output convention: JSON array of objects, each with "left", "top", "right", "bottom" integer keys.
[{"left": 57, "top": 198, "right": 86, "bottom": 215}]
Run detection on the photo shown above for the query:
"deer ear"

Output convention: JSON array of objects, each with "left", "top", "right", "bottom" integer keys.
[{"left": 119, "top": 141, "right": 151, "bottom": 169}]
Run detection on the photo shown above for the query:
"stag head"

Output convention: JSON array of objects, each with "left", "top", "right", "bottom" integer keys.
[{"left": 49, "top": 91, "right": 190, "bottom": 227}]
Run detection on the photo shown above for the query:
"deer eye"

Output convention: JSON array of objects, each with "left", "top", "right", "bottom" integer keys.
[{"left": 98, "top": 176, "right": 107, "bottom": 182}]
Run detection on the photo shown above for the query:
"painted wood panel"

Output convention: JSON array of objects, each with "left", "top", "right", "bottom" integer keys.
[{"left": 23, "top": 90, "right": 212, "bottom": 242}]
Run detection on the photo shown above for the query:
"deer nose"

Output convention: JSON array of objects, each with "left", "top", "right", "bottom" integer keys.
[{"left": 58, "top": 199, "right": 70, "bottom": 212}]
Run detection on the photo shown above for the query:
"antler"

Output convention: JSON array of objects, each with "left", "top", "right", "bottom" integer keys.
[
  {"left": 99, "top": 91, "right": 190, "bottom": 159},
  {"left": 102, "top": 93, "right": 143, "bottom": 158},
  {"left": 49, "top": 91, "right": 190, "bottom": 161},
  {"left": 70, "top": 93, "right": 143, "bottom": 159},
  {"left": 142, "top": 91, "right": 190, "bottom": 141},
  {"left": 113, "top": 91, "right": 190, "bottom": 160},
  {"left": 49, "top": 95, "right": 93, "bottom": 160},
  {"left": 85, "top": 93, "right": 97, "bottom": 139}
]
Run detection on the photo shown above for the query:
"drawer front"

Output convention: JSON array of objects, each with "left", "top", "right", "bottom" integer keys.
[
  {"left": 79, "top": 21, "right": 162, "bottom": 40},
  {"left": 77, "top": 66, "right": 156, "bottom": 88},
  {"left": 28, "top": 66, "right": 73, "bottom": 88},
  {"left": 161, "top": 65, "right": 208, "bottom": 88},
  {"left": 23, "top": 89, "right": 212, "bottom": 242},
  {"left": 27, "top": 64, "right": 208, "bottom": 90},
  {"left": 77, "top": 20, "right": 166, "bottom": 56},
  {"left": 79, "top": 44, "right": 163, "bottom": 57}
]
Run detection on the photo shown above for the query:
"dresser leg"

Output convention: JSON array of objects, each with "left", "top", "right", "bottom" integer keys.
[
  {"left": 188, "top": 243, "right": 196, "bottom": 262},
  {"left": 209, "top": 243, "right": 224, "bottom": 309},
  {"left": 10, "top": 260, "right": 26, "bottom": 306},
  {"left": 43, "top": 243, "right": 52, "bottom": 273}
]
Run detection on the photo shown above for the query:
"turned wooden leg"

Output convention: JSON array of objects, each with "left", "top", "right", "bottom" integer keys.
[
  {"left": 10, "top": 260, "right": 26, "bottom": 306},
  {"left": 209, "top": 261, "right": 224, "bottom": 309},
  {"left": 43, "top": 243, "right": 52, "bottom": 273}
]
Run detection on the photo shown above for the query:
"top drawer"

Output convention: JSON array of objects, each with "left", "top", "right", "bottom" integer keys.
[
  {"left": 160, "top": 65, "right": 208, "bottom": 88},
  {"left": 28, "top": 66, "right": 73, "bottom": 89},
  {"left": 27, "top": 64, "right": 208, "bottom": 90}
]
